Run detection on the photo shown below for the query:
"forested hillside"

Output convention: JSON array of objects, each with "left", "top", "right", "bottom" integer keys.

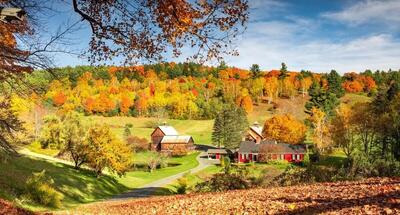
[{"left": 14, "top": 62, "right": 389, "bottom": 121}]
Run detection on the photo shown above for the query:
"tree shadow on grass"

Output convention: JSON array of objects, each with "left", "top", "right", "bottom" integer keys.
[
  {"left": 274, "top": 190, "right": 400, "bottom": 215},
  {"left": 0, "top": 154, "right": 129, "bottom": 206}
]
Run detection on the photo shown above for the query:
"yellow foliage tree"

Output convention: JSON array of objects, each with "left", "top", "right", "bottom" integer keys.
[
  {"left": 262, "top": 114, "right": 306, "bottom": 144},
  {"left": 309, "top": 107, "right": 331, "bottom": 153},
  {"left": 264, "top": 76, "right": 278, "bottom": 103}
]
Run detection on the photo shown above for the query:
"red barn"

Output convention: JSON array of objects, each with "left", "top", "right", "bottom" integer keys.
[
  {"left": 237, "top": 141, "right": 306, "bottom": 163},
  {"left": 151, "top": 125, "right": 194, "bottom": 155}
]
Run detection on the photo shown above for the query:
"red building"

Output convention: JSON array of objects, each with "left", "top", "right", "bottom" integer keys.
[
  {"left": 207, "top": 148, "right": 231, "bottom": 160},
  {"left": 150, "top": 125, "right": 194, "bottom": 155},
  {"left": 237, "top": 140, "right": 306, "bottom": 163}
]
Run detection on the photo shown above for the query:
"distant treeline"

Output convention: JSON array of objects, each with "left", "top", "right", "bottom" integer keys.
[{"left": 20, "top": 62, "right": 400, "bottom": 119}]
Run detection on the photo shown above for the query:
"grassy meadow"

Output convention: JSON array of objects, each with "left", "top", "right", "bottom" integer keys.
[
  {"left": 87, "top": 102, "right": 276, "bottom": 145},
  {"left": 0, "top": 148, "right": 199, "bottom": 211}
]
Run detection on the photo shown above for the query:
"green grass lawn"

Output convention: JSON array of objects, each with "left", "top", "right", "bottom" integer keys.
[
  {"left": 118, "top": 152, "right": 199, "bottom": 188},
  {"left": 316, "top": 150, "right": 347, "bottom": 168},
  {"left": 86, "top": 102, "right": 274, "bottom": 145},
  {"left": 26, "top": 141, "right": 59, "bottom": 157},
  {"left": 87, "top": 116, "right": 214, "bottom": 144},
  {"left": 0, "top": 147, "right": 199, "bottom": 212},
  {"left": 0, "top": 154, "right": 128, "bottom": 211}
]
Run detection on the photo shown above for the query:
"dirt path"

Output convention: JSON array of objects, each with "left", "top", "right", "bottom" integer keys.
[{"left": 111, "top": 151, "right": 213, "bottom": 200}]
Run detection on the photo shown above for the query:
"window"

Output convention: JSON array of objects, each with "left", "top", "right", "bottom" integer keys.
[
  {"left": 280, "top": 154, "right": 284, "bottom": 160},
  {"left": 297, "top": 154, "right": 300, "bottom": 160},
  {"left": 292, "top": 154, "right": 295, "bottom": 160}
]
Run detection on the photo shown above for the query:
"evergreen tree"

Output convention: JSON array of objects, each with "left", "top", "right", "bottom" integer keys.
[
  {"left": 123, "top": 123, "right": 133, "bottom": 139},
  {"left": 326, "top": 70, "right": 345, "bottom": 98},
  {"left": 305, "top": 81, "right": 339, "bottom": 117},
  {"left": 212, "top": 104, "right": 248, "bottom": 149},
  {"left": 278, "top": 62, "right": 288, "bottom": 80},
  {"left": 250, "top": 64, "right": 261, "bottom": 79}
]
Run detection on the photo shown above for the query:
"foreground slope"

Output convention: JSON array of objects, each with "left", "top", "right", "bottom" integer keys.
[{"left": 62, "top": 177, "right": 400, "bottom": 215}]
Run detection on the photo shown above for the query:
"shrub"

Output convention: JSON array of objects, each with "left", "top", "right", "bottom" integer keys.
[
  {"left": 222, "top": 157, "right": 231, "bottom": 174},
  {"left": 267, "top": 159, "right": 289, "bottom": 166},
  {"left": 123, "top": 124, "right": 132, "bottom": 138},
  {"left": 175, "top": 176, "right": 189, "bottom": 194},
  {"left": 147, "top": 152, "right": 168, "bottom": 172},
  {"left": 126, "top": 136, "right": 149, "bottom": 152},
  {"left": 24, "top": 170, "right": 63, "bottom": 208},
  {"left": 195, "top": 173, "right": 249, "bottom": 192}
]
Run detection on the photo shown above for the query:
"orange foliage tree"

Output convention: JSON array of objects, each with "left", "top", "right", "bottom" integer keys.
[
  {"left": 53, "top": 92, "right": 67, "bottom": 106},
  {"left": 342, "top": 80, "right": 363, "bottom": 93},
  {"left": 262, "top": 114, "right": 306, "bottom": 144},
  {"left": 236, "top": 96, "right": 253, "bottom": 113},
  {"left": 120, "top": 94, "right": 133, "bottom": 114}
]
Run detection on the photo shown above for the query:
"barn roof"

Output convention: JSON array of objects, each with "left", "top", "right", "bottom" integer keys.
[
  {"left": 161, "top": 135, "right": 192, "bottom": 144},
  {"left": 238, "top": 141, "right": 306, "bottom": 154},
  {"left": 158, "top": 126, "right": 179, "bottom": 136},
  {"left": 249, "top": 125, "right": 263, "bottom": 137}
]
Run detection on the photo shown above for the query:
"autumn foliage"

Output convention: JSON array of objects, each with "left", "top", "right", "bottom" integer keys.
[
  {"left": 342, "top": 72, "right": 377, "bottom": 93},
  {"left": 262, "top": 114, "right": 307, "bottom": 144},
  {"left": 65, "top": 177, "right": 400, "bottom": 215}
]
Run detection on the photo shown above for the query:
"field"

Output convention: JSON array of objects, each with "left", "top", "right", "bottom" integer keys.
[
  {"left": 62, "top": 177, "right": 400, "bottom": 214},
  {"left": 87, "top": 99, "right": 306, "bottom": 145},
  {"left": 0, "top": 149, "right": 199, "bottom": 211}
]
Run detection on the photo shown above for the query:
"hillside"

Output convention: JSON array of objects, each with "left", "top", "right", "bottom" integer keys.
[{"left": 62, "top": 177, "right": 400, "bottom": 215}]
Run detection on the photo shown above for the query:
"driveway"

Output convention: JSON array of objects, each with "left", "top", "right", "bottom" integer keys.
[{"left": 111, "top": 150, "right": 214, "bottom": 200}]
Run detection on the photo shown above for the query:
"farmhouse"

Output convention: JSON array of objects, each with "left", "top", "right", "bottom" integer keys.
[
  {"left": 151, "top": 125, "right": 194, "bottom": 155},
  {"left": 243, "top": 121, "right": 264, "bottom": 143},
  {"left": 237, "top": 140, "right": 306, "bottom": 163}
]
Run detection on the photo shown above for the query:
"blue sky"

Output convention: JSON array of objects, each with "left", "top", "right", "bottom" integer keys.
[{"left": 49, "top": 0, "right": 400, "bottom": 73}]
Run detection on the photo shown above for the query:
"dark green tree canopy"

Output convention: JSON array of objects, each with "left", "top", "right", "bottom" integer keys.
[
  {"left": 212, "top": 104, "right": 248, "bottom": 149},
  {"left": 326, "top": 70, "right": 345, "bottom": 98}
]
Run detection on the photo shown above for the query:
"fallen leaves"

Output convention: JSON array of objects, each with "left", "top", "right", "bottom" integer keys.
[
  {"left": 60, "top": 177, "right": 400, "bottom": 215},
  {"left": 0, "top": 199, "right": 33, "bottom": 215}
]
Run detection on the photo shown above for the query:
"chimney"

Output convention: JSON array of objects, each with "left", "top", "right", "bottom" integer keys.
[{"left": 162, "top": 121, "right": 167, "bottom": 126}]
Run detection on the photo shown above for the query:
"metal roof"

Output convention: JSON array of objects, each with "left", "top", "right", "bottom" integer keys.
[
  {"left": 238, "top": 141, "right": 306, "bottom": 154},
  {"left": 161, "top": 135, "right": 192, "bottom": 143},
  {"left": 158, "top": 126, "right": 179, "bottom": 136},
  {"left": 207, "top": 148, "right": 231, "bottom": 154},
  {"left": 249, "top": 125, "right": 263, "bottom": 137}
]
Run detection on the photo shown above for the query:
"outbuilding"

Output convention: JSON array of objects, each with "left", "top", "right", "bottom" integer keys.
[
  {"left": 237, "top": 140, "right": 307, "bottom": 163},
  {"left": 207, "top": 148, "right": 232, "bottom": 160}
]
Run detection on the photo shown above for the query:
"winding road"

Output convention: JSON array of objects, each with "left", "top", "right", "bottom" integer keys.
[{"left": 111, "top": 151, "right": 215, "bottom": 200}]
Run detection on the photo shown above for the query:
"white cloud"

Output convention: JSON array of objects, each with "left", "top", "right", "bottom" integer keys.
[
  {"left": 322, "top": 0, "right": 400, "bottom": 26},
  {"left": 225, "top": 28, "right": 400, "bottom": 73}
]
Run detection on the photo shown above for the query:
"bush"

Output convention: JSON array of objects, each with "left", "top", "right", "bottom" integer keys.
[
  {"left": 126, "top": 136, "right": 149, "bottom": 152},
  {"left": 175, "top": 176, "right": 189, "bottom": 194},
  {"left": 24, "top": 170, "right": 63, "bottom": 208},
  {"left": 273, "top": 165, "right": 338, "bottom": 186},
  {"left": 195, "top": 173, "right": 249, "bottom": 192},
  {"left": 267, "top": 159, "right": 289, "bottom": 166},
  {"left": 147, "top": 152, "right": 168, "bottom": 172}
]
